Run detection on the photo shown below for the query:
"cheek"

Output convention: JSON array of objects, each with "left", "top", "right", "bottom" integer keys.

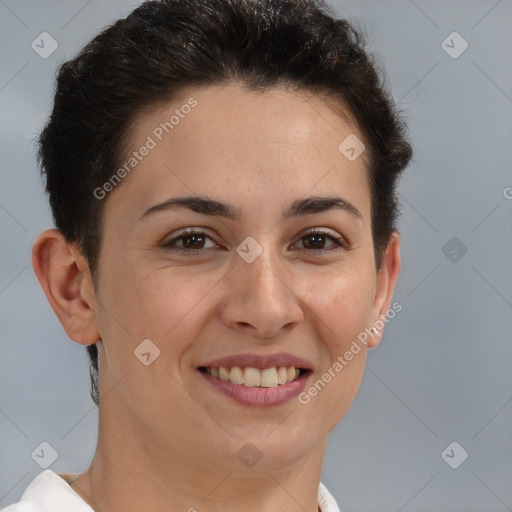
[
  {"left": 94, "top": 264, "right": 218, "bottom": 414},
  {"left": 298, "top": 273, "right": 373, "bottom": 425},
  {"left": 99, "top": 264, "right": 220, "bottom": 361},
  {"left": 304, "top": 269, "right": 375, "bottom": 346}
]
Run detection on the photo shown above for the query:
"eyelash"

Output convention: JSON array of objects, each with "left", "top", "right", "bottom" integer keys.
[{"left": 161, "top": 228, "right": 347, "bottom": 255}]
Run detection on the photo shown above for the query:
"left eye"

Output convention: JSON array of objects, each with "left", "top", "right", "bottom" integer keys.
[
  {"left": 294, "top": 231, "right": 345, "bottom": 250},
  {"left": 162, "top": 229, "right": 346, "bottom": 254}
]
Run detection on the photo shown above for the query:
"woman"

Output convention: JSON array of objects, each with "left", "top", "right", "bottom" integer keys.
[{"left": 3, "top": 0, "right": 411, "bottom": 510}]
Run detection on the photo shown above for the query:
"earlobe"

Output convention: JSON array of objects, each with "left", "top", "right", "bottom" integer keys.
[
  {"left": 366, "top": 231, "right": 402, "bottom": 349},
  {"left": 31, "top": 229, "right": 101, "bottom": 345}
]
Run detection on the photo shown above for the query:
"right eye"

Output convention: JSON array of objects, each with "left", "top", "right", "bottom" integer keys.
[{"left": 161, "top": 229, "right": 219, "bottom": 255}]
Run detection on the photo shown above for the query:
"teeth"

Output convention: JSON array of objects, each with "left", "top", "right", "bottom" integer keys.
[
  {"left": 204, "top": 366, "right": 303, "bottom": 388},
  {"left": 277, "top": 366, "right": 288, "bottom": 385},
  {"left": 230, "top": 366, "right": 244, "bottom": 385},
  {"left": 260, "top": 368, "right": 278, "bottom": 388},
  {"left": 244, "top": 367, "right": 260, "bottom": 387}
]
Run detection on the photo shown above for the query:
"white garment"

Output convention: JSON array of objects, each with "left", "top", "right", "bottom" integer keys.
[{"left": 1, "top": 470, "right": 341, "bottom": 511}]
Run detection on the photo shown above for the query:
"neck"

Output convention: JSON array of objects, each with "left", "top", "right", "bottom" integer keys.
[{"left": 70, "top": 404, "right": 327, "bottom": 512}]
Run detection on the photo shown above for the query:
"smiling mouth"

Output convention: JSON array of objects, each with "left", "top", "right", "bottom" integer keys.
[{"left": 198, "top": 366, "right": 309, "bottom": 388}]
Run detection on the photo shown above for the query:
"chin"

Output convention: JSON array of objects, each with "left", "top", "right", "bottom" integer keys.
[{"left": 212, "top": 422, "right": 321, "bottom": 472}]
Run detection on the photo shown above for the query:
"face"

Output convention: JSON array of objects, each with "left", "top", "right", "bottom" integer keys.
[{"left": 67, "top": 84, "right": 399, "bottom": 472}]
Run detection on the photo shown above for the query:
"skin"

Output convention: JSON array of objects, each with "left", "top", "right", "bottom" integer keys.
[{"left": 32, "top": 83, "right": 401, "bottom": 512}]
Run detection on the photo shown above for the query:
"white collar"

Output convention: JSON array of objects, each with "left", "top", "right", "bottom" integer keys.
[
  {"left": 318, "top": 481, "right": 341, "bottom": 512},
  {"left": 3, "top": 470, "right": 341, "bottom": 512},
  {"left": 2, "top": 470, "right": 93, "bottom": 512}
]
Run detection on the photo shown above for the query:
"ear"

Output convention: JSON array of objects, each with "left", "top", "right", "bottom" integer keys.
[
  {"left": 366, "top": 230, "right": 401, "bottom": 349},
  {"left": 31, "top": 229, "right": 101, "bottom": 345}
]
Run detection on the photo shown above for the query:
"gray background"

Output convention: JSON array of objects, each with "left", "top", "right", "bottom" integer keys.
[{"left": 1, "top": 1, "right": 511, "bottom": 511}]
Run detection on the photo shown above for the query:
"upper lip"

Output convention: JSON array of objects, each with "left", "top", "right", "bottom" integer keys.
[{"left": 198, "top": 352, "right": 313, "bottom": 371}]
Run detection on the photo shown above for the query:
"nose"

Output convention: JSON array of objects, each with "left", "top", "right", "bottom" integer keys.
[{"left": 219, "top": 246, "right": 304, "bottom": 339}]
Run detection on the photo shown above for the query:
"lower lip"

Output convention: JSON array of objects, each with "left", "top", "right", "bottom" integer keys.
[{"left": 198, "top": 369, "right": 311, "bottom": 407}]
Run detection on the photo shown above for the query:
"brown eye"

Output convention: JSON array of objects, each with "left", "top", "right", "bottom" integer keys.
[
  {"left": 179, "top": 233, "right": 207, "bottom": 249},
  {"left": 294, "top": 230, "right": 346, "bottom": 252},
  {"left": 162, "top": 230, "right": 217, "bottom": 254},
  {"left": 301, "top": 233, "right": 330, "bottom": 249}
]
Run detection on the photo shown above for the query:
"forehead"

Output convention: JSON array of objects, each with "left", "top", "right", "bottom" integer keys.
[{"left": 103, "top": 83, "right": 370, "bottom": 226}]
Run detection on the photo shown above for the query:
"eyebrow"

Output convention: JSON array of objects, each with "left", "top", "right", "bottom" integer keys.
[{"left": 137, "top": 195, "right": 363, "bottom": 223}]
